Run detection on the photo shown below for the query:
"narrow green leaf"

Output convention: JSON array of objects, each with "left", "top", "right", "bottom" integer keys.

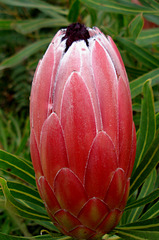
[
  {"left": 129, "top": 14, "right": 144, "bottom": 39},
  {"left": 0, "top": 232, "right": 68, "bottom": 240},
  {"left": 116, "top": 37, "right": 159, "bottom": 68},
  {"left": 130, "top": 68, "right": 159, "bottom": 99},
  {"left": 127, "top": 169, "right": 157, "bottom": 223},
  {"left": 133, "top": 101, "right": 159, "bottom": 113},
  {"left": 0, "top": 150, "right": 35, "bottom": 187},
  {"left": 130, "top": 129, "right": 159, "bottom": 196},
  {"left": 6, "top": 181, "right": 44, "bottom": 208},
  {"left": 15, "top": 117, "right": 30, "bottom": 155},
  {"left": 136, "top": 28, "right": 159, "bottom": 46},
  {"left": 156, "top": 112, "right": 159, "bottom": 130},
  {"left": 144, "top": 14, "right": 159, "bottom": 26},
  {"left": 0, "top": 38, "right": 52, "bottom": 70},
  {"left": 139, "top": 200, "right": 159, "bottom": 221},
  {"left": 0, "top": 117, "right": 8, "bottom": 150},
  {"left": 12, "top": 19, "right": 69, "bottom": 35},
  {"left": 0, "top": 177, "right": 49, "bottom": 221},
  {"left": 115, "top": 229, "right": 159, "bottom": 240},
  {"left": 126, "top": 66, "right": 147, "bottom": 79},
  {"left": 154, "top": 101, "right": 159, "bottom": 113},
  {"left": 0, "top": 0, "right": 67, "bottom": 16},
  {"left": 136, "top": 0, "right": 155, "bottom": 8},
  {"left": 125, "top": 189, "right": 159, "bottom": 211},
  {"left": 68, "top": 0, "right": 80, "bottom": 22},
  {"left": 132, "top": 103, "right": 141, "bottom": 112},
  {"left": 139, "top": 0, "right": 159, "bottom": 9},
  {"left": 116, "top": 218, "right": 159, "bottom": 231},
  {"left": 34, "top": 220, "right": 60, "bottom": 232},
  {"left": 133, "top": 81, "right": 155, "bottom": 171},
  {"left": 0, "top": 20, "right": 13, "bottom": 30},
  {"left": 80, "top": 0, "right": 159, "bottom": 15}
]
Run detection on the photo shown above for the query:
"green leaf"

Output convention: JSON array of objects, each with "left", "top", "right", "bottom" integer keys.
[
  {"left": 136, "top": 28, "right": 159, "bottom": 46},
  {"left": 139, "top": 0, "right": 159, "bottom": 9},
  {"left": 0, "top": 150, "right": 35, "bottom": 187},
  {"left": 15, "top": 117, "right": 30, "bottom": 155},
  {"left": 68, "top": 0, "right": 80, "bottom": 22},
  {"left": 156, "top": 112, "right": 159, "bottom": 131},
  {"left": 115, "top": 217, "right": 159, "bottom": 238},
  {"left": 116, "top": 37, "right": 159, "bottom": 69},
  {"left": 0, "top": 0, "right": 67, "bottom": 17},
  {"left": 144, "top": 14, "right": 159, "bottom": 26},
  {"left": 154, "top": 101, "right": 159, "bottom": 113},
  {"left": 130, "top": 129, "right": 159, "bottom": 196},
  {"left": 129, "top": 14, "right": 144, "bottom": 39},
  {"left": 0, "top": 115, "right": 8, "bottom": 150},
  {"left": 139, "top": 200, "right": 159, "bottom": 221},
  {"left": 80, "top": 0, "right": 159, "bottom": 15},
  {"left": 133, "top": 81, "right": 155, "bottom": 171},
  {"left": 133, "top": 101, "right": 159, "bottom": 113},
  {"left": 0, "top": 232, "right": 68, "bottom": 239},
  {"left": 0, "top": 177, "right": 49, "bottom": 221},
  {"left": 114, "top": 229, "right": 159, "bottom": 240},
  {"left": 0, "top": 20, "right": 13, "bottom": 30},
  {"left": 125, "top": 189, "right": 159, "bottom": 212},
  {"left": 3, "top": 181, "right": 44, "bottom": 208},
  {"left": 0, "top": 38, "right": 52, "bottom": 70},
  {"left": 126, "top": 169, "right": 157, "bottom": 223},
  {"left": 12, "top": 19, "right": 69, "bottom": 35},
  {"left": 116, "top": 218, "right": 159, "bottom": 231},
  {"left": 130, "top": 68, "right": 159, "bottom": 99}
]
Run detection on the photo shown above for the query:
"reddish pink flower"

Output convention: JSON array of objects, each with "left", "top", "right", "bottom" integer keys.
[{"left": 30, "top": 23, "right": 136, "bottom": 239}]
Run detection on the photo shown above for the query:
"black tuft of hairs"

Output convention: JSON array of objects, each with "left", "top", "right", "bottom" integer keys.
[{"left": 62, "top": 23, "right": 90, "bottom": 52}]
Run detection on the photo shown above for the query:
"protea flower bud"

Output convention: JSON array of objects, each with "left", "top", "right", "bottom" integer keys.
[{"left": 30, "top": 23, "right": 136, "bottom": 239}]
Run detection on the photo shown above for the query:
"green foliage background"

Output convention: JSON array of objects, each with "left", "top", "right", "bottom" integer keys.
[{"left": 0, "top": 0, "right": 159, "bottom": 239}]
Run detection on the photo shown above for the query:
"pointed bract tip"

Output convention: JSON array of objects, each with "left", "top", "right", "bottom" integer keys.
[{"left": 62, "top": 23, "right": 90, "bottom": 52}]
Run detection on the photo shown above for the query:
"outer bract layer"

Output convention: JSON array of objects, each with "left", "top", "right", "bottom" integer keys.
[{"left": 30, "top": 23, "right": 136, "bottom": 239}]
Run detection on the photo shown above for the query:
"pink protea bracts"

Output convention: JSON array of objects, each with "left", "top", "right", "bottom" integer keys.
[{"left": 30, "top": 23, "right": 136, "bottom": 239}]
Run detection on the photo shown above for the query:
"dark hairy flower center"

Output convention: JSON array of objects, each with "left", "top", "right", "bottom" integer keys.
[{"left": 62, "top": 23, "right": 90, "bottom": 52}]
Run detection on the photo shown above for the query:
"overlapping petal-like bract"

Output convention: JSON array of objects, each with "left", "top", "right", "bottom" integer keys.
[{"left": 30, "top": 23, "right": 136, "bottom": 239}]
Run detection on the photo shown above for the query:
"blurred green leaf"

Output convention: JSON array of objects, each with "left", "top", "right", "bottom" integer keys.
[
  {"left": 15, "top": 117, "right": 30, "bottom": 155},
  {"left": 1, "top": 181, "right": 44, "bottom": 208},
  {"left": 133, "top": 101, "right": 159, "bottom": 113},
  {"left": 130, "top": 68, "right": 159, "bottom": 99},
  {"left": 139, "top": 0, "right": 159, "bottom": 9},
  {"left": 136, "top": 28, "right": 159, "bottom": 46},
  {"left": 133, "top": 81, "right": 155, "bottom": 171},
  {"left": 0, "top": 116, "right": 8, "bottom": 150},
  {"left": 0, "top": 177, "right": 49, "bottom": 221},
  {"left": 68, "top": 0, "right": 80, "bottom": 22},
  {"left": 114, "top": 229, "right": 159, "bottom": 240},
  {"left": 130, "top": 129, "right": 159, "bottom": 196},
  {"left": 126, "top": 169, "right": 157, "bottom": 223},
  {"left": 116, "top": 37, "right": 159, "bottom": 69},
  {"left": 0, "top": 150, "right": 35, "bottom": 187},
  {"left": 139, "top": 200, "right": 159, "bottom": 221},
  {"left": 12, "top": 19, "right": 69, "bottom": 34},
  {"left": 125, "top": 189, "right": 159, "bottom": 212},
  {"left": 0, "top": 0, "right": 67, "bottom": 17},
  {"left": 129, "top": 14, "right": 144, "bottom": 39},
  {"left": 0, "top": 20, "right": 13, "bottom": 30},
  {"left": 80, "top": 0, "right": 159, "bottom": 15},
  {"left": 0, "top": 232, "right": 66, "bottom": 239},
  {"left": 156, "top": 112, "right": 159, "bottom": 130},
  {"left": 0, "top": 38, "right": 52, "bottom": 70},
  {"left": 116, "top": 217, "right": 159, "bottom": 231},
  {"left": 144, "top": 14, "right": 159, "bottom": 25}
]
